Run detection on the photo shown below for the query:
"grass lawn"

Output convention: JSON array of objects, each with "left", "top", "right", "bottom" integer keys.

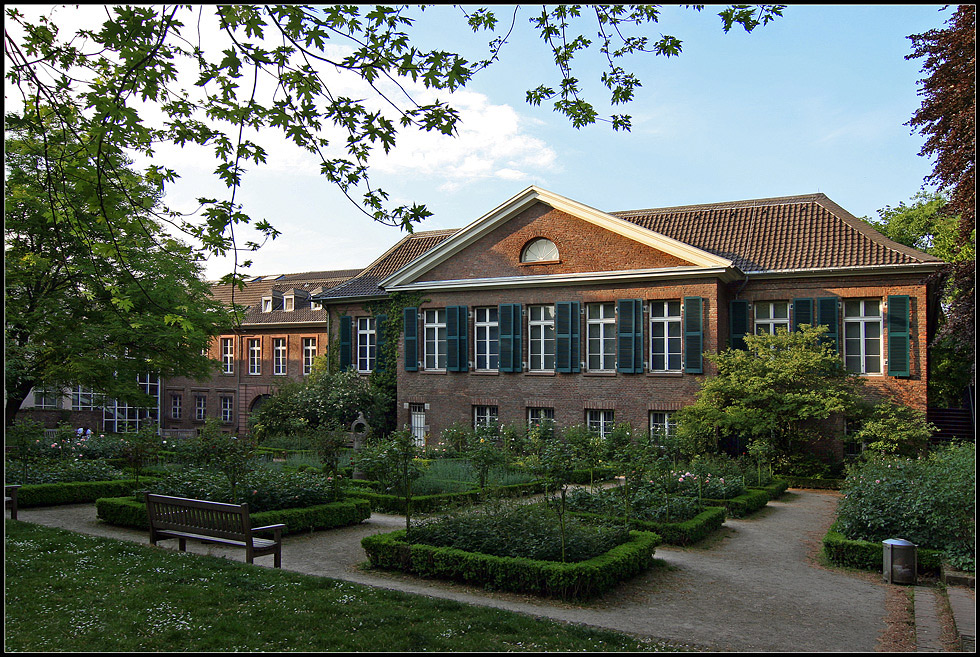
[{"left": 4, "top": 520, "right": 687, "bottom": 652}]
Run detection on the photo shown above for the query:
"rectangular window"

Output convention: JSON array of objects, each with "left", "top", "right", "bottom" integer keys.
[
  {"left": 303, "top": 338, "right": 317, "bottom": 375},
  {"left": 424, "top": 309, "right": 447, "bottom": 370},
  {"left": 35, "top": 387, "right": 62, "bottom": 409},
  {"left": 528, "top": 305, "right": 556, "bottom": 371},
  {"left": 844, "top": 299, "right": 882, "bottom": 374},
  {"left": 410, "top": 403, "right": 427, "bottom": 446},
  {"left": 587, "top": 409, "right": 615, "bottom": 438},
  {"left": 284, "top": 295, "right": 294, "bottom": 312},
  {"left": 102, "top": 374, "right": 159, "bottom": 433},
  {"left": 475, "top": 307, "right": 500, "bottom": 371},
  {"left": 71, "top": 386, "right": 101, "bottom": 410},
  {"left": 195, "top": 395, "right": 207, "bottom": 421},
  {"left": 221, "top": 338, "right": 234, "bottom": 374},
  {"left": 248, "top": 338, "right": 261, "bottom": 375},
  {"left": 357, "top": 317, "right": 377, "bottom": 373},
  {"left": 587, "top": 302, "right": 617, "bottom": 371},
  {"left": 473, "top": 405, "right": 498, "bottom": 429},
  {"left": 650, "top": 411, "right": 677, "bottom": 441},
  {"left": 755, "top": 301, "right": 790, "bottom": 334},
  {"left": 273, "top": 337, "right": 287, "bottom": 375},
  {"left": 528, "top": 407, "right": 555, "bottom": 426},
  {"left": 650, "top": 300, "right": 682, "bottom": 371},
  {"left": 171, "top": 393, "right": 182, "bottom": 420},
  {"left": 220, "top": 396, "right": 234, "bottom": 423}
]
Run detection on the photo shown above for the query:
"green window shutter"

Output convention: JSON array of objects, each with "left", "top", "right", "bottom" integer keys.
[
  {"left": 446, "top": 306, "right": 468, "bottom": 372},
  {"left": 816, "top": 297, "right": 839, "bottom": 353},
  {"left": 684, "top": 297, "right": 704, "bottom": 374},
  {"left": 339, "top": 315, "right": 352, "bottom": 370},
  {"left": 375, "top": 314, "right": 387, "bottom": 373},
  {"left": 617, "top": 299, "right": 643, "bottom": 373},
  {"left": 556, "top": 301, "right": 580, "bottom": 373},
  {"left": 403, "top": 307, "right": 418, "bottom": 372},
  {"left": 499, "top": 303, "right": 522, "bottom": 373},
  {"left": 729, "top": 300, "right": 750, "bottom": 350},
  {"left": 793, "top": 298, "right": 814, "bottom": 332},
  {"left": 887, "top": 295, "right": 911, "bottom": 377}
]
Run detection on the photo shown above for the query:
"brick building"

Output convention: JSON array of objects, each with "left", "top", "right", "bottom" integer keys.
[{"left": 371, "top": 187, "right": 942, "bottom": 452}]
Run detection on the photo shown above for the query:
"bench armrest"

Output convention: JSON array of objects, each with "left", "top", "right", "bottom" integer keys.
[{"left": 252, "top": 523, "right": 286, "bottom": 535}]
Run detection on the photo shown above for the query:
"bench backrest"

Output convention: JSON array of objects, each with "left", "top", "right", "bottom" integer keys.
[{"left": 145, "top": 493, "right": 253, "bottom": 541}]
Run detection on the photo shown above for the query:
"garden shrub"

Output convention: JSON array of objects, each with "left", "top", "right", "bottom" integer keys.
[
  {"left": 147, "top": 467, "right": 344, "bottom": 513},
  {"left": 407, "top": 504, "right": 631, "bottom": 563},
  {"left": 362, "top": 527, "right": 661, "bottom": 600},
  {"left": 7, "top": 459, "right": 124, "bottom": 484},
  {"left": 17, "top": 479, "right": 150, "bottom": 507},
  {"left": 566, "top": 485, "right": 703, "bottom": 524},
  {"left": 569, "top": 505, "right": 727, "bottom": 546},
  {"left": 822, "top": 526, "right": 944, "bottom": 573},
  {"left": 703, "top": 489, "right": 770, "bottom": 518},
  {"left": 833, "top": 443, "right": 975, "bottom": 571}
]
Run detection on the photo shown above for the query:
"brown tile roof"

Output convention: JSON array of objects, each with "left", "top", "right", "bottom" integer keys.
[
  {"left": 611, "top": 193, "right": 940, "bottom": 272},
  {"left": 317, "top": 229, "right": 459, "bottom": 300}
]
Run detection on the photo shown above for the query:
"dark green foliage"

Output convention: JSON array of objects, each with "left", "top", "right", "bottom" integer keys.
[
  {"left": 16, "top": 479, "right": 149, "bottom": 507},
  {"left": 407, "top": 504, "right": 631, "bottom": 563},
  {"left": 7, "top": 459, "right": 123, "bottom": 485},
  {"left": 822, "top": 527, "right": 944, "bottom": 573},
  {"left": 569, "top": 506, "right": 727, "bottom": 547}
]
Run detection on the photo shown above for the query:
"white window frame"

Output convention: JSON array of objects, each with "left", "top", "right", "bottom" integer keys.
[
  {"left": 587, "top": 409, "right": 615, "bottom": 438},
  {"left": 195, "top": 395, "right": 207, "bottom": 421},
  {"left": 171, "top": 393, "right": 182, "bottom": 420},
  {"left": 650, "top": 300, "right": 683, "bottom": 372},
  {"left": 409, "top": 403, "right": 427, "bottom": 446},
  {"left": 220, "top": 396, "right": 234, "bottom": 423},
  {"left": 423, "top": 309, "right": 447, "bottom": 371},
  {"left": 474, "top": 307, "right": 499, "bottom": 371},
  {"left": 357, "top": 317, "right": 377, "bottom": 373},
  {"left": 844, "top": 299, "right": 883, "bottom": 375},
  {"left": 71, "top": 386, "right": 101, "bottom": 410},
  {"left": 473, "top": 405, "right": 498, "bottom": 429},
  {"left": 273, "top": 337, "right": 287, "bottom": 376},
  {"left": 35, "top": 387, "right": 62, "bottom": 409},
  {"left": 248, "top": 338, "right": 261, "bottom": 375},
  {"left": 650, "top": 411, "right": 677, "bottom": 441},
  {"left": 221, "top": 338, "right": 234, "bottom": 374},
  {"left": 587, "top": 302, "right": 617, "bottom": 371},
  {"left": 521, "top": 238, "right": 559, "bottom": 263},
  {"left": 754, "top": 301, "right": 790, "bottom": 335},
  {"left": 284, "top": 295, "right": 294, "bottom": 312},
  {"left": 528, "top": 304, "right": 556, "bottom": 372},
  {"left": 302, "top": 337, "right": 317, "bottom": 376},
  {"left": 528, "top": 407, "right": 555, "bottom": 425}
]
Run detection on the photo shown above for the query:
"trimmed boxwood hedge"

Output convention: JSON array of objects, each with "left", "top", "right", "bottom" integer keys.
[
  {"left": 703, "top": 488, "right": 770, "bottom": 518},
  {"left": 361, "top": 528, "right": 661, "bottom": 600},
  {"left": 568, "top": 505, "right": 727, "bottom": 546},
  {"left": 95, "top": 495, "right": 371, "bottom": 535},
  {"left": 13, "top": 479, "right": 157, "bottom": 507},
  {"left": 755, "top": 479, "right": 790, "bottom": 500},
  {"left": 778, "top": 476, "right": 843, "bottom": 490},
  {"left": 822, "top": 526, "right": 943, "bottom": 574},
  {"left": 352, "top": 480, "right": 549, "bottom": 514}
]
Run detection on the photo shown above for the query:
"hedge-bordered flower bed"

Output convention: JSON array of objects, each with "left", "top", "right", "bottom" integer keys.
[
  {"left": 11, "top": 479, "right": 158, "bottom": 507},
  {"left": 95, "top": 495, "right": 371, "bottom": 535},
  {"left": 822, "top": 526, "right": 943, "bottom": 574},
  {"left": 568, "top": 505, "right": 726, "bottom": 546},
  {"left": 351, "top": 479, "right": 549, "bottom": 514},
  {"left": 755, "top": 479, "right": 790, "bottom": 500},
  {"left": 360, "top": 528, "right": 661, "bottom": 600}
]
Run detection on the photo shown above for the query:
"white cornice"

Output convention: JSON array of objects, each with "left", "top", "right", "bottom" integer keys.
[
  {"left": 385, "top": 266, "right": 742, "bottom": 292},
  {"left": 381, "top": 186, "right": 733, "bottom": 288}
]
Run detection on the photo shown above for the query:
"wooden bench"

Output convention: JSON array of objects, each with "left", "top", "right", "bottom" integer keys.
[
  {"left": 5, "top": 485, "right": 20, "bottom": 520},
  {"left": 144, "top": 493, "right": 285, "bottom": 568}
]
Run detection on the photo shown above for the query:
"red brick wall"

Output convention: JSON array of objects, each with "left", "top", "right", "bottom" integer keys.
[{"left": 418, "top": 203, "right": 693, "bottom": 282}]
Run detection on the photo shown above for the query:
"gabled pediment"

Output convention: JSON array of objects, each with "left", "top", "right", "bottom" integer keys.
[{"left": 382, "top": 186, "right": 735, "bottom": 291}]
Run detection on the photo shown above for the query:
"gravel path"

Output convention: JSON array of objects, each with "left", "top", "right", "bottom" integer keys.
[{"left": 17, "top": 488, "right": 889, "bottom": 652}]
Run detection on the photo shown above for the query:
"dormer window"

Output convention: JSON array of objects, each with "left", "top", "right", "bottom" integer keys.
[
  {"left": 262, "top": 298, "right": 273, "bottom": 312},
  {"left": 261, "top": 290, "right": 284, "bottom": 312},
  {"left": 284, "top": 295, "right": 294, "bottom": 312},
  {"left": 521, "top": 237, "right": 559, "bottom": 263}
]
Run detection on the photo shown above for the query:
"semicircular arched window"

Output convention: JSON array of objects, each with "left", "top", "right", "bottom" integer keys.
[{"left": 521, "top": 237, "right": 559, "bottom": 263}]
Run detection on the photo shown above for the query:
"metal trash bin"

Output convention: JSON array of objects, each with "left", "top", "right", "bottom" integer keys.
[{"left": 883, "top": 538, "right": 917, "bottom": 584}]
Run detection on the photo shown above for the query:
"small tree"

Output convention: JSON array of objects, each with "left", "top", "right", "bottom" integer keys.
[
  {"left": 565, "top": 423, "right": 606, "bottom": 492},
  {"left": 196, "top": 418, "right": 257, "bottom": 503},
  {"left": 606, "top": 423, "right": 656, "bottom": 529},
  {"left": 849, "top": 401, "right": 936, "bottom": 458},
  {"left": 676, "top": 325, "right": 862, "bottom": 458},
  {"left": 311, "top": 425, "right": 349, "bottom": 475},
  {"left": 7, "top": 419, "right": 45, "bottom": 484},
  {"left": 465, "top": 423, "right": 507, "bottom": 496},
  {"left": 387, "top": 430, "right": 425, "bottom": 531},
  {"left": 532, "top": 431, "right": 576, "bottom": 563},
  {"left": 121, "top": 424, "right": 162, "bottom": 487}
]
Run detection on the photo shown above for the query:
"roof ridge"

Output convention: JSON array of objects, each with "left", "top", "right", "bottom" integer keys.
[{"left": 611, "top": 193, "right": 829, "bottom": 216}]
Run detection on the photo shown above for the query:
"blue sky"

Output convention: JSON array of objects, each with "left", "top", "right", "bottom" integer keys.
[{"left": 7, "top": 5, "right": 954, "bottom": 279}]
